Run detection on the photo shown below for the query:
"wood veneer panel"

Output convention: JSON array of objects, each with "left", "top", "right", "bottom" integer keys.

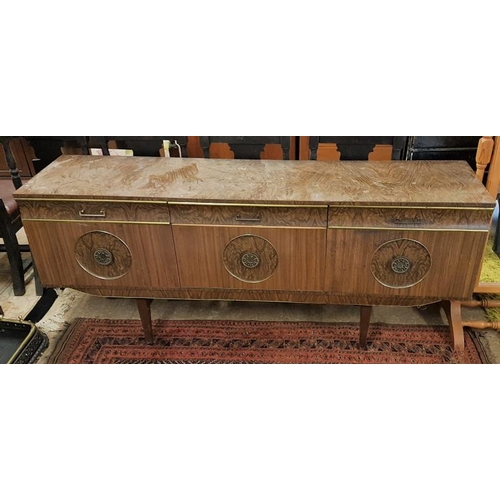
[
  {"left": 24, "top": 221, "right": 179, "bottom": 290},
  {"left": 15, "top": 156, "right": 496, "bottom": 208},
  {"left": 325, "top": 228, "right": 488, "bottom": 300},
  {"left": 170, "top": 204, "right": 327, "bottom": 227},
  {"left": 64, "top": 285, "right": 449, "bottom": 307},
  {"left": 173, "top": 225, "right": 326, "bottom": 291},
  {"left": 19, "top": 200, "right": 170, "bottom": 222},
  {"left": 328, "top": 206, "right": 493, "bottom": 230}
]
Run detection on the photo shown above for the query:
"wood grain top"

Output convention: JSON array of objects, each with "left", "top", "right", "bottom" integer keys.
[{"left": 14, "top": 155, "right": 496, "bottom": 207}]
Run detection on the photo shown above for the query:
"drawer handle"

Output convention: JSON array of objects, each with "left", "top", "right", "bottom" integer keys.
[
  {"left": 79, "top": 209, "right": 107, "bottom": 218},
  {"left": 235, "top": 215, "right": 261, "bottom": 223}
]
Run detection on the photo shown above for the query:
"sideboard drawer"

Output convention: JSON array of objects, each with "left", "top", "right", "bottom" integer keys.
[
  {"left": 17, "top": 200, "right": 170, "bottom": 223},
  {"left": 169, "top": 204, "right": 327, "bottom": 227},
  {"left": 328, "top": 206, "right": 492, "bottom": 230}
]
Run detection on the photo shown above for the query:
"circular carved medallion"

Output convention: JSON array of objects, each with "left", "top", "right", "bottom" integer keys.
[
  {"left": 223, "top": 234, "right": 278, "bottom": 283},
  {"left": 93, "top": 248, "right": 113, "bottom": 266},
  {"left": 241, "top": 252, "right": 260, "bottom": 269},
  {"left": 75, "top": 231, "right": 132, "bottom": 280},
  {"left": 370, "top": 238, "right": 431, "bottom": 288},
  {"left": 391, "top": 256, "right": 411, "bottom": 274}
]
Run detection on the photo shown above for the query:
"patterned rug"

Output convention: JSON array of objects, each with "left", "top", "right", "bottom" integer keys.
[{"left": 46, "top": 318, "right": 487, "bottom": 364}]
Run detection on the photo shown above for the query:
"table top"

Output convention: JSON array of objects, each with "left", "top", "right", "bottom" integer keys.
[{"left": 14, "top": 155, "right": 496, "bottom": 207}]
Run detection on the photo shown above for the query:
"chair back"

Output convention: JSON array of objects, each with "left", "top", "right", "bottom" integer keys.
[
  {"left": 0, "top": 138, "right": 38, "bottom": 188},
  {"left": 199, "top": 136, "right": 292, "bottom": 160}
]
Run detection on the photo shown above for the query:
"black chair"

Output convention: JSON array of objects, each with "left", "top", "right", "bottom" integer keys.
[{"left": 0, "top": 137, "right": 42, "bottom": 296}]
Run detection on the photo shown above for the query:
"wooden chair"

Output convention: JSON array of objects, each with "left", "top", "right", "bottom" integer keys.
[
  {"left": 446, "top": 136, "right": 500, "bottom": 330},
  {"left": 199, "top": 136, "right": 292, "bottom": 160},
  {"left": 302, "top": 136, "right": 407, "bottom": 161},
  {"left": 0, "top": 137, "right": 42, "bottom": 296}
]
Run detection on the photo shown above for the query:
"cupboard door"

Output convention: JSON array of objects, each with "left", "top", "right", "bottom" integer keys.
[
  {"left": 325, "top": 228, "right": 487, "bottom": 300},
  {"left": 173, "top": 225, "right": 326, "bottom": 291},
  {"left": 23, "top": 221, "right": 179, "bottom": 290}
]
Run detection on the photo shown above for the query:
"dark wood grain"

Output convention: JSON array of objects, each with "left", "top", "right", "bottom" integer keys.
[
  {"left": 328, "top": 206, "right": 493, "bottom": 230},
  {"left": 18, "top": 200, "right": 170, "bottom": 222},
  {"left": 223, "top": 234, "right": 279, "bottom": 283},
  {"left": 14, "top": 156, "right": 496, "bottom": 208},
  {"left": 370, "top": 238, "right": 432, "bottom": 289},
  {"left": 170, "top": 204, "right": 327, "bottom": 227},
  {"left": 74, "top": 230, "right": 133, "bottom": 279}
]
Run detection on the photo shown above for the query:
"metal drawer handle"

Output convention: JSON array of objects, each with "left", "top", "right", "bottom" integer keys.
[
  {"left": 79, "top": 209, "right": 107, "bottom": 218},
  {"left": 235, "top": 215, "right": 261, "bottom": 222}
]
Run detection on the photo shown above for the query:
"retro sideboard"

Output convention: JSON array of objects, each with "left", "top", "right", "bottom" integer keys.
[{"left": 14, "top": 155, "right": 496, "bottom": 352}]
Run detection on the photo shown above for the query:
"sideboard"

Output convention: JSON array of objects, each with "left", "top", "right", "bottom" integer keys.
[{"left": 14, "top": 155, "right": 496, "bottom": 352}]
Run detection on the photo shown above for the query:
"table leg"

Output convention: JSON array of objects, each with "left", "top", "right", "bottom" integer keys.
[
  {"left": 136, "top": 298, "right": 154, "bottom": 344},
  {"left": 359, "top": 305, "right": 373, "bottom": 349},
  {"left": 440, "top": 300, "right": 465, "bottom": 352}
]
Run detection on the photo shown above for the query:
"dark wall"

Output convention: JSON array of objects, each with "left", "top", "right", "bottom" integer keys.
[
  {"left": 25, "top": 136, "right": 483, "bottom": 172},
  {"left": 405, "top": 136, "right": 481, "bottom": 168}
]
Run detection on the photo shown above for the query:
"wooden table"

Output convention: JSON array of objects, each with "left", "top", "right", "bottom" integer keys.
[{"left": 14, "top": 155, "right": 496, "bottom": 352}]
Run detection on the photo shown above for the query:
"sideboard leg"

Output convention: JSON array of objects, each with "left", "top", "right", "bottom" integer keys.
[
  {"left": 137, "top": 298, "right": 154, "bottom": 344},
  {"left": 440, "top": 300, "right": 465, "bottom": 352},
  {"left": 359, "top": 305, "right": 373, "bottom": 349}
]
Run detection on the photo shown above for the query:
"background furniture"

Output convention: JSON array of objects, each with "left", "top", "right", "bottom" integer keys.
[
  {"left": 471, "top": 136, "right": 500, "bottom": 294},
  {"left": 25, "top": 136, "right": 188, "bottom": 169},
  {"left": 405, "top": 136, "right": 482, "bottom": 165},
  {"left": 199, "top": 136, "right": 292, "bottom": 160},
  {"left": 0, "top": 138, "right": 42, "bottom": 296},
  {"left": 87, "top": 136, "right": 188, "bottom": 157},
  {"left": 299, "top": 136, "right": 408, "bottom": 161},
  {"left": 25, "top": 135, "right": 487, "bottom": 171},
  {"left": 15, "top": 155, "right": 494, "bottom": 352}
]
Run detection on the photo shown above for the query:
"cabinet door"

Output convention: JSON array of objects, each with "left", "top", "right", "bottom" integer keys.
[
  {"left": 325, "top": 228, "right": 487, "bottom": 300},
  {"left": 173, "top": 225, "right": 326, "bottom": 291},
  {"left": 23, "top": 221, "right": 179, "bottom": 291}
]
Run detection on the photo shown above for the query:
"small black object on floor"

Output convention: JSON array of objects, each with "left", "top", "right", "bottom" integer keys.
[
  {"left": 0, "top": 318, "right": 48, "bottom": 363},
  {"left": 0, "top": 288, "right": 57, "bottom": 363}
]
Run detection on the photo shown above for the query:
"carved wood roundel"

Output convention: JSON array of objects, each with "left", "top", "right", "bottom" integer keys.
[
  {"left": 370, "top": 238, "right": 431, "bottom": 289},
  {"left": 75, "top": 230, "right": 132, "bottom": 280},
  {"left": 223, "top": 234, "right": 278, "bottom": 283}
]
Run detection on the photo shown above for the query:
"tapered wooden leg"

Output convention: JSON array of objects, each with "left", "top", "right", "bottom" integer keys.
[
  {"left": 359, "top": 305, "right": 373, "bottom": 349},
  {"left": 33, "top": 260, "right": 44, "bottom": 296},
  {"left": 440, "top": 300, "right": 465, "bottom": 352},
  {"left": 136, "top": 298, "right": 154, "bottom": 344}
]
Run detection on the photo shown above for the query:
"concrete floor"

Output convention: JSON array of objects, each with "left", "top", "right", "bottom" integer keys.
[{"left": 1, "top": 229, "right": 500, "bottom": 363}]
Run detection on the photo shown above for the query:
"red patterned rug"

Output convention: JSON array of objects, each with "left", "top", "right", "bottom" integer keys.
[{"left": 46, "top": 318, "right": 487, "bottom": 364}]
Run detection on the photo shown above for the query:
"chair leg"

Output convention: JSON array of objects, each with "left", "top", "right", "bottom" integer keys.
[{"left": 1, "top": 223, "right": 25, "bottom": 296}]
